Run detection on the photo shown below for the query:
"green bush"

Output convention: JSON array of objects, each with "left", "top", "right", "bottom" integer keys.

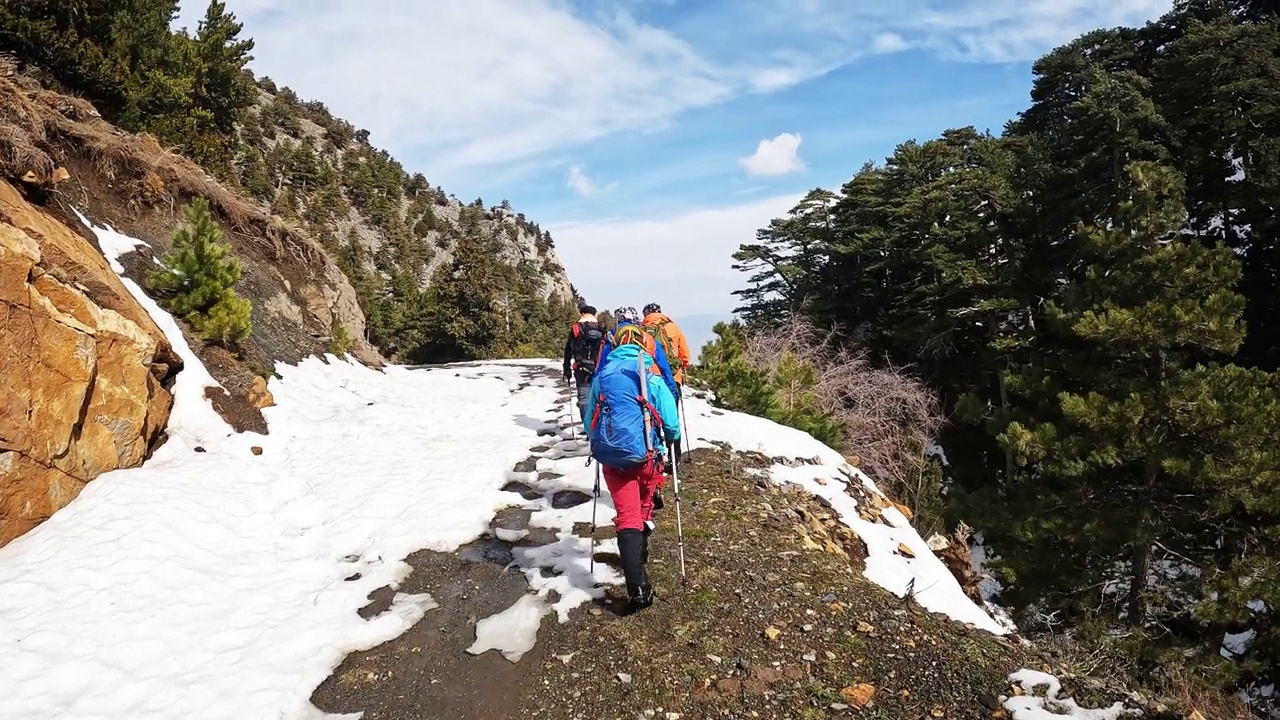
[
  {"left": 697, "top": 321, "right": 843, "bottom": 448},
  {"left": 150, "top": 198, "right": 252, "bottom": 347},
  {"left": 326, "top": 322, "right": 354, "bottom": 357}
]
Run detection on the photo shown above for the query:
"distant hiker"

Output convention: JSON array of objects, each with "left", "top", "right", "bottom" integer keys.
[
  {"left": 597, "top": 307, "right": 679, "bottom": 399},
  {"left": 584, "top": 331, "right": 681, "bottom": 611},
  {"left": 563, "top": 303, "right": 605, "bottom": 421},
  {"left": 642, "top": 302, "right": 691, "bottom": 459}
]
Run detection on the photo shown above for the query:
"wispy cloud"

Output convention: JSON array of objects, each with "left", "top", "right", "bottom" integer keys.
[
  {"left": 180, "top": 0, "right": 1170, "bottom": 188},
  {"left": 567, "top": 165, "right": 599, "bottom": 198},
  {"left": 740, "top": 133, "right": 805, "bottom": 177}
]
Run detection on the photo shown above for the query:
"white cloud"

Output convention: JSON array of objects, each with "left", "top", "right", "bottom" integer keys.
[
  {"left": 549, "top": 193, "right": 802, "bottom": 318},
  {"left": 567, "top": 165, "right": 599, "bottom": 198},
  {"left": 871, "top": 32, "right": 910, "bottom": 54},
  {"left": 740, "top": 133, "right": 806, "bottom": 177},
  {"left": 778, "top": 0, "right": 1173, "bottom": 64}
]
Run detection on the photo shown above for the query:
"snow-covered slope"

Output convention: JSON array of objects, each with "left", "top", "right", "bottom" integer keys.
[{"left": 0, "top": 222, "right": 1008, "bottom": 719}]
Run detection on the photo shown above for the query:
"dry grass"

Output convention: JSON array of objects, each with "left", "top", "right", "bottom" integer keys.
[{"left": 0, "top": 57, "right": 324, "bottom": 270}]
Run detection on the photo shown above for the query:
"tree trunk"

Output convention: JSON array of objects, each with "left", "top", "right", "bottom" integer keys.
[{"left": 1126, "top": 540, "right": 1149, "bottom": 625}]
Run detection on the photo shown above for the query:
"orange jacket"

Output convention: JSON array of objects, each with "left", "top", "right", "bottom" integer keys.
[{"left": 643, "top": 312, "right": 690, "bottom": 383}]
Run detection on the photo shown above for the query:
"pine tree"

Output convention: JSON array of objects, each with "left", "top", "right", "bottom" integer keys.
[
  {"left": 150, "top": 199, "right": 252, "bottom": 346},
  {"left": 998, "top": 162, "right": 1247, "bottom": 626},
  {"left": 731, "top": 188, "right": 836, "bottom": 328}
]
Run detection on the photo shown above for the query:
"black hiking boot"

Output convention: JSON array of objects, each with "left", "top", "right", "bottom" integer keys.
[
  {"left": 617, "top": 528, "right": 654, "bottom": 612},
  {"left": 653, "top": 490, "right": 665, "bottom": 511}
]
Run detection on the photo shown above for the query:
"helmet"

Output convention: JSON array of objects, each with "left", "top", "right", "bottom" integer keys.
[
  {"left": 613, "top": 323, "right": 648, "bottom": 348},
  {"left": 614, "top": 306, "right": 640, "bottom": 324},
  {"left": 643, "top": 303, "right": 661, "bottom": 316}
]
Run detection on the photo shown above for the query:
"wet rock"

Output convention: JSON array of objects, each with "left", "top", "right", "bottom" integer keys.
[
  {"left": 456, "top": 537, "right": 515, "bottom": 567},
  {"left": 512, "top": 456, "right": 540, "bottom": 473},
  {"left": 490, "top": 507, "right": 533, "bottom": 531},
  {"left": 551, "top": 490, "right": 592, "bottom": 509},
  {"left": 515, "top": 528, "right": 560, "bottom": 547},
  {"left": 501, "top": 481, "right": 543, "bottom": 500}
]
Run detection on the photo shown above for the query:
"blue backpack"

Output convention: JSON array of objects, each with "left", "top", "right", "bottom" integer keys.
[{"left": 588, "top": 353, "right": 659, "bottom": 470}]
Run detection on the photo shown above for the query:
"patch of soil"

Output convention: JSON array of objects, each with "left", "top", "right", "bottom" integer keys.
[
  {"left": 310, "top": 548, "right": 546, "bottom": 720},
  {"left": 515, "top": 447, "right": 1030, "bottom": 720}
]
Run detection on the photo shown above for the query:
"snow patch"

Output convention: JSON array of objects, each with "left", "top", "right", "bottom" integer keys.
[
  {"left": 1006, "top": 670, "right": 1139, "bottom": 720},
  {"left": 86, "top": 217, "right": 150, "bottom": 273},
  {"left": 467, "top": 594, "right": 551, "bottom": 662}
]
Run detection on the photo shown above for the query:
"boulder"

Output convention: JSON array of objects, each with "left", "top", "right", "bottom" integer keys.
[{"left": 0, "top": 180, "right": 179, "bottom": 547}]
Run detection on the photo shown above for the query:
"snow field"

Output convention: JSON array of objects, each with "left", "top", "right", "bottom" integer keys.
[{"left": 0, "top": 220, "right": 597, "bottom": 719}]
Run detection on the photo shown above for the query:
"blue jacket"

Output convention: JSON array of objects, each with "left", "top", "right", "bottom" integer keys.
[
  {"left": 597, "top": 320, "right": 678, "bottom": 397},
  {"left": 585, "top": 343, "right": 681, "bottom": 451}
]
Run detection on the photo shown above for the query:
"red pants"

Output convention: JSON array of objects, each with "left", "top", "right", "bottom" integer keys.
[{"left": 604, "top": 458, "right": 663, "bottom": 532}]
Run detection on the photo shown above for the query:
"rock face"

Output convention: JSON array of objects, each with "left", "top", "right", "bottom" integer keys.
[{"left": 0, "top": 180, "right": 179, "bottom": 547}]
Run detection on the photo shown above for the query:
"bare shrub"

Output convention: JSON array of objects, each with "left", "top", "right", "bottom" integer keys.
[{"left": 741, "top": 318, "right": 944, "bottom": 504}]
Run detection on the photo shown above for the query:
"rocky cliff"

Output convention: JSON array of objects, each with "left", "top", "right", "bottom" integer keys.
[{"left": 0, "top": 179, "right": 178, "bottom": 547}]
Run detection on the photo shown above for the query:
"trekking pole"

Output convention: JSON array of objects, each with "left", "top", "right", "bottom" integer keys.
[
  {"left": 678, "top": 390, "right": 690, "bottom": 450},
  {"left": 589, "top": 458, "right": 600, "bottom": 574},
  {"left": 669, "top": 445, "right": 688, "bottom": 584},
  {"left": 565, "top": 377, "right": 578, "bottom": 441}
]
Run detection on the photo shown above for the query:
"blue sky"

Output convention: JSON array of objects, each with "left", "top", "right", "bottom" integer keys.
[{"left": 177, "top": 0, "right": 1173, "bottom": 353}]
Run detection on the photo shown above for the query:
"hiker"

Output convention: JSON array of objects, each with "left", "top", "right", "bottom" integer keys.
[
  {"left": 598, "top": 306, "right": 681, "bottom": 509},
  {"left": 642, "top": 302, "right": 691, "bottom": 459},
  {"left": 563, "top": 303, "right": 605, "bottom": 422},
  {"left": 597, "top": 307, "right": 678, "bottom": 399},
  {"left": 584, "top": 330, "right": 681, "bottom": 611}
]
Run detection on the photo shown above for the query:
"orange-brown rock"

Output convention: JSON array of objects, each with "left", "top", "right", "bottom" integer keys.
[
  {"left": 247, "top": 375, "right": 275, "bottom": 409},
  {"left": 0, "top": 180, "right": 179, "bottom": 547}
]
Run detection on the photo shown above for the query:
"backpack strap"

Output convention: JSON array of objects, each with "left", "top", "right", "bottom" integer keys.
[{"left": 590, "top": 392, "right": 604, "bottom": 431}]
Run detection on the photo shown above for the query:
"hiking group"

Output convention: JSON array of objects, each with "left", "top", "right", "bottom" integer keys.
[{"left": 562, "top": 303, "right": 691, "bottom": 612}]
